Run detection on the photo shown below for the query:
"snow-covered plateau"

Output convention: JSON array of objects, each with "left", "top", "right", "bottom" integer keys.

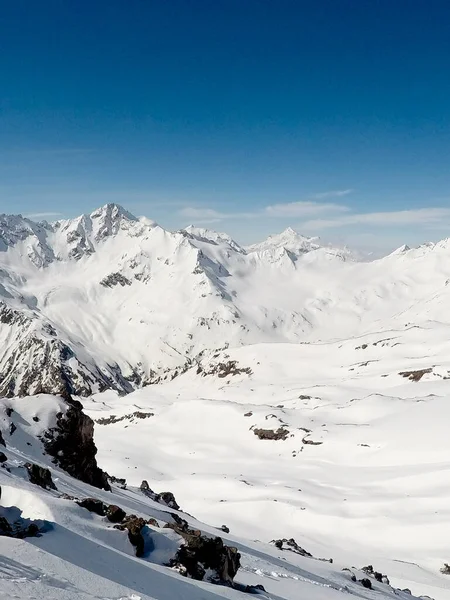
[{"left": 1, "top": 203, "right": 450, "bottom": 600}]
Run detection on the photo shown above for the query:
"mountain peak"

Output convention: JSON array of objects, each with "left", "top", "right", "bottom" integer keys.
[
  {"left": 90, "top": 203, "right": 137, "bottom": 223},
  {"left": 246, "top": 228, "right": 321, "bottom": 255}
]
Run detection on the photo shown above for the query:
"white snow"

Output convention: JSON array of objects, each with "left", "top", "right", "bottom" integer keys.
[{"left": 1, "top": 204, "right": 450, "bottom": 599}]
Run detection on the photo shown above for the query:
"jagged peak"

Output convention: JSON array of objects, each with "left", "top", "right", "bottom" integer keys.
[{"left": 89, "top": 203, "right": 137, "bottom": 223}]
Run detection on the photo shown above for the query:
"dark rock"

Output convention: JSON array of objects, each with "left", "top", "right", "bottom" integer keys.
[
  {"left": 440, "top": 563, "right": 450, "bottom": 575},
  {"left": 108, "top": 475, "right": 127, "bottom": 489},
  {"left": 199, "top": 360, "right": 252, "bottom": 378},
  {"left": 5, "top": 407, "right": 13, "bottom": 417},
  {"left": 342, "top": 568, "right": 357, "bottom": 582},
  {"left": 42, "top": 397, "right": 110, "bottom": 490},
  {"left": 77, "top": 498, "right": 107, "bottom": 516},
  {"left": 33, "top": 416, "right": 40, "bottom": 422},
  {"left": 360, "top": 578, "right": 372, "bottom": 589},
  {"left": 147, "top": 517, "right": 159, "bottom": 527},
  {"left": 244, "top": 584, "right": 266, "bottom": 594},
  {"left": 220, "top": 525, "right": 230, "bottom": 534},
  {"left": 244, "top": 412, "right": 253, "bottom": 417},
  {"left": 100, "top": 272, "right": 132, "bottom": 288},
  {"left": 253, "top": 427, "right": 289, "bottom": 441},
  {"left": 59, "top": 493, "right": 76, "bottom": 500},
  {"left": 0, "top": 516, "right": 12, "bottom": 536},
  {"left": 399, "top": 368, "right": 432, "bottom": 382},
  {"left": 106, "top": 504, "right": 126, "bottom": 523},
  {"left": 140, "top": 480, "right": 152, "bottom": 493},
  {"left": 117, "top": 515, "right": 147, "bottom": 557},
  {"left": 0, "top": 430, "right": 5, "bottom": 447},
  {"left": 140, "top": 480, "right": 180, "bottom": 510},
  {"left": 362, "top": 564, "right": 390, "bottom": 585},
  {"left": 271, "top": 538, "right": 312, "bottom": 557},
  {"left": 402, "top": 589, "right": 412, "bottom": 595},
  {"left": 302, "top": 435, "right": 323, "bottom": 446},
  {"left": 25, "top": 463, "right": 57, "bottom": 490},
  {"left": 169, "top": 534, "right": 240, "bottom": 583},
  {"left": 9, "top": 423, "right": 16, "bottom": 436},
  {"left": 0, "top": 452, "right": 6, "bottom": 463},
  {"left": 156, "top": 491, "right": 180, "bottom": 510}
]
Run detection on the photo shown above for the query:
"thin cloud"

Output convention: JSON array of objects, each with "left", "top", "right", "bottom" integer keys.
[
  {"left": 312, "top": 189, "right": 353, "bottom": 199},
  {"left": 264, "top": 201, "right": 349, "bottom": 218},
  {"left": 180, "top": 197, "right": 350, "bottom": 222},
  {"left": 180, "top": 207, "right": 255, "bottom": 220},
  {"left": 25, "top": 211, "right": 63, "bottom": 219},
  {"left": 303, "top": 208, "right": 450, "bottom": 230}
]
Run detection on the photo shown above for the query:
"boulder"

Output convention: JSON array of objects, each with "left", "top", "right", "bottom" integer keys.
[
  {"left": 253, "top": 427, "right": 289, "bottom": 441},
  {"left": 115, "top": 515, "right": 147, "bottom": 557},
  {"left": 156, "top": 491, "right": 180, "bottom": 510},
  {"left": 360, "top": 578, "right": 372, "bottom": 589},
  {"left": 169, "top": 534, "right": 240, "bottom": 584},
  {"left": 106, "top": 504, "right": 126, "bottom": 523},
  {"left": 77, "top": 498, "right": 107, "bottom": 516},
  {"left": 25, "top": 463, "right": 57, "bottom": 490},
  {"left": 0, "top": 452, "right": 7, "bottom": 463}
]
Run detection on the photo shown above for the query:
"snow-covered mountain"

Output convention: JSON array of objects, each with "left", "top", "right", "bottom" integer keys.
[
  {"left": 2, "top": 203, "right": 450, "bottom": 599},
  {"left": 0, "top": 203, "right": 450, "bottom": 397}
]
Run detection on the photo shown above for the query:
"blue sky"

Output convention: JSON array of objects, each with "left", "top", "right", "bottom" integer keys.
[{"left": 2, "top": 1, "right": 450, "bottom": 252}]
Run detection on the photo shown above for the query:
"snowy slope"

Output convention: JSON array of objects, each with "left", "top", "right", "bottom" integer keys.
[
  {"left": 80, "top": 322, "right": 450, "bottom": 600},
  {"left": 1, "top": 204, "right": 450, "bottom": 396},
  {"left": 0, "top": 392, "right": 433, "bottom": 600},
  {"left": 2, "top": 204, "right": 450, "bottom": 599}
]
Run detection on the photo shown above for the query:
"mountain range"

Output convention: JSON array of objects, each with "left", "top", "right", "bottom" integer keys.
[{"left": 0, "top": 202, "right": 449, "bottom": 398}]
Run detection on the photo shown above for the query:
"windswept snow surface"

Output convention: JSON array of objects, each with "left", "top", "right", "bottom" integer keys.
[{"left": 1, "top": 204, "right": 450, "bottom": 599}]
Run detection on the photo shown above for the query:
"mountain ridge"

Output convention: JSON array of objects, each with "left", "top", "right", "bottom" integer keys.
[{"left": 0, "top": 203, "right": 448, "bottom": 397}]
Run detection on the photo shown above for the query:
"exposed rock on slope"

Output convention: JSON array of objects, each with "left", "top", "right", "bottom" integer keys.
[{"left": 42, "top": 397, "right": 110, "bottom": 490}]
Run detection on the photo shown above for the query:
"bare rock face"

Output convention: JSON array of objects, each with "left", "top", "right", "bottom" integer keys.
[
  {"left": 25, "top": 462, "right": 56, "bottom": 490},
  {"left": 42, "top": 398, "right": 110, "bottom": 491}
]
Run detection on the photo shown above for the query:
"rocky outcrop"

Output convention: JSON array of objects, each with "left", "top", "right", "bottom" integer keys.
[
  {"left": 25, "top": 462, "right": 56, "bottom": 490},
  {"left": 0, "top": 430, "right": 5, "bottom": 447},
  {"left": 169, "top": 533, "right": 241, "bottom": 583},
  {"left": 253, "top": 427, "right": 289, "bottom": 441},
  {"left": 115, "top": 515, "right": 147, "bottom": 557},
  {"left": 362, "top": 564, "right": 390, "bottom": 585},
  {"left": 197, "top": 360, "right": 252, "bottom": 379},
  {"left": 399, "top": 368, "right": 433, "bottom": 382},
  {"left": 100, "top": 273, "right": 132, "bottom": 288},
  {"left": 140, "top": 480, "right": 181, "bottom": 510},
  {"left": 166, "top": 514, "right": 240, "bottom": 584},
  {"left": 77, "top": 498, "right": 107, "bottom": 516},
  {"left": 106, "top": 504, "right": 126, "bottom": 523},
  {"left": 271, "top": 537, "right": 332, "bottom": 563},
  {"left": 271, "top": 537, "right": 312, "bottom": 557},
  {"left": 0, "top": 491, "right": 43, "bottom": 539},
  {"left": 42, "top": 398, "right": 110, "bottom": 490}
]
